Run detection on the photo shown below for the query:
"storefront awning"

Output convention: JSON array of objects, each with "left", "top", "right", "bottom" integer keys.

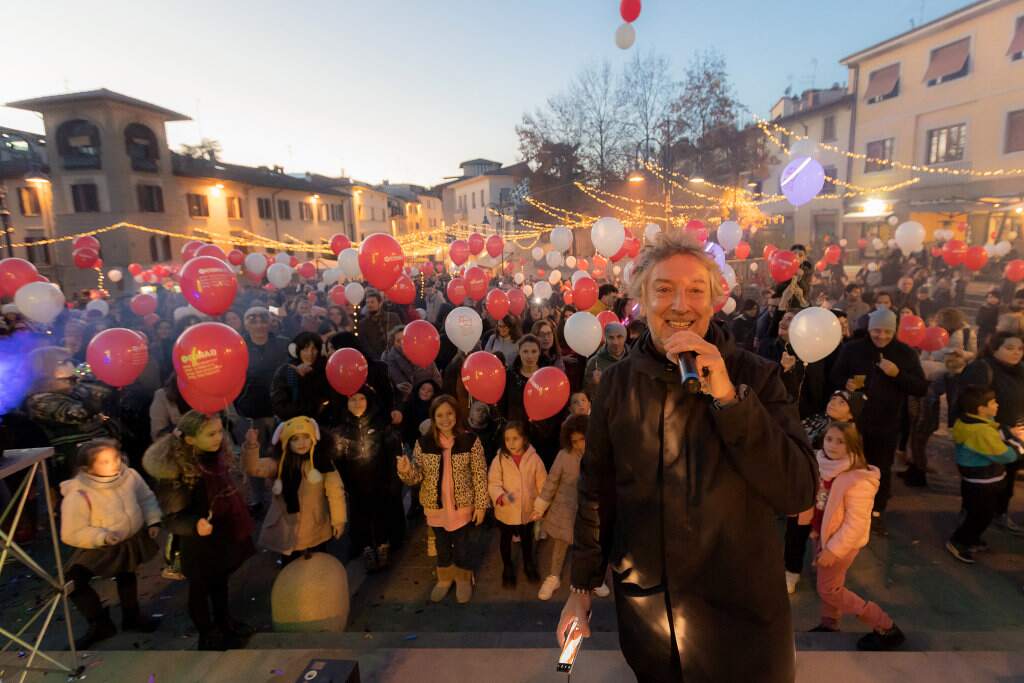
[
  {"left": 864, "top": 64, "right": 899, "bottom": 101},
  {"left": 923, "top": 38, "right": 970, "bottom": 82}
]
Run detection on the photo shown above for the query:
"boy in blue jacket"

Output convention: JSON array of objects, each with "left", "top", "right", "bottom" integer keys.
[{"left": 946, "top": 385, "right": 1019, "bottom": 564}]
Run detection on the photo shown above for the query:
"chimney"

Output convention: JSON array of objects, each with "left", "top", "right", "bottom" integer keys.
[{"left": 273, "top": 165, "right": 284, "bottom": 174}]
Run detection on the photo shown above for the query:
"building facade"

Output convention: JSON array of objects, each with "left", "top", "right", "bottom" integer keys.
[{"left": 441, "top": 159, "right": 528, "bottom": 228}]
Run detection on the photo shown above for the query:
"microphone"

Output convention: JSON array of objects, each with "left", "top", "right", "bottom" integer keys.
[{"left": 678, "top": 352, "right": 702, "bottom": 394}]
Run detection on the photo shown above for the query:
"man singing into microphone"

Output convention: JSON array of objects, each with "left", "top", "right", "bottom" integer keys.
[{"left": 557, "top": 232, "right": 817, "bottom": 682}]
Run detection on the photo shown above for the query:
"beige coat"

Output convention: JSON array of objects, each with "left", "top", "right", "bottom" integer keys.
[
  {"left": 488, "top": 446, "right": 547, "bottom": 526},
  {"left": 797, "top": 466, "right": 880, "bottom": 559},
  {"left": 532, "top": 448, "right": 581, "bottom": 544},
  {"left": 243, "top": 443, "right": 346, "bottom": 555}
]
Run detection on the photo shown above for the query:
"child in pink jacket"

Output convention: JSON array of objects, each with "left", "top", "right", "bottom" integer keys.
[{"left": 800, "top": 422, "right": 905, "bottom": 651}]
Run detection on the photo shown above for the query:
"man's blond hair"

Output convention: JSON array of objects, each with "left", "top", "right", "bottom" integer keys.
[{"left": 627, "top": 230, "right": 726, "bottom": 304}]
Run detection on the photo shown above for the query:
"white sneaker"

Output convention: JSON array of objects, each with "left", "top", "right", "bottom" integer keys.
[
  {"left": 538, "top": 575, "right": 561, "bottom": 601},
  {"left": 593, "top": 582, "right": 610, "bottom": 598},
  {"left": 785, "top": 571, "right": 800, "bottom": 595}
]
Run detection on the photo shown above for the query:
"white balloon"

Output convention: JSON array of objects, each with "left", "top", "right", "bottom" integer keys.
[
  {"left": 887, "top": 238, "right": 898, "bottom": 249},
  {"left": 545, "top": 251, "right": 563, "bottom": 268},
  {"left": 623, "top": 261, "right": 636, "bottom": 284},
  {"left": 591, "top": 217, "right": 626, "bottom": 257},
  {"left": 839, "top": 238, "right": 848, "bottom": 247},
  {"left": 444, "top": 306, "right": 483, "bottom": 353},
  {"left": 344, "top": 281, "right": 365, "bottom": 305},
  {"left": 548, "top": 269, "right": 562, "bottom": 285},
  {"left": 322, "top": 267, "right": 341, "bottom": 286},
  {"left": 789, "top": 307, "right": 842, "bottom": 363},
  {"left": 267, "top": 263, "right": 294, "bottom": 288},
  {"left": 717, "top": 221, "right": 743, "bottom": 252},
  {"left": 614, "top": 22, "right": 635, "bottom": 49},
  {"left": 721, "top": 297, "right": 737, "bottom": 315},
  {"left": 644, "top": 223, "right": 662, "bottom": 243},
  {"left": 416, "top": 307, "right": 427, "bottom": 319},
  {"left": 564, "top": 312, "right": 603, "bottom": 357},
  {"left": 720, "top": 263, "right": 737, "bottom": 291},
  {"left": 749, "top": 262, "right": 759, "bottom": 272},
  {"left": 1006, "top": 231, "right": 1019, "bottom": 241},
  {"left": 550, "top": 226, "right": 573, "bottom": 253},
  {"left": 531, "top": 246, "right": 545, "bottom": 262},
  {"left": 513, "top": 272, "right": 525, "bottom": 285},
  {"left": 275, "top": 252, "right": 292, "bottom": 264},
  {"left": 565, "top": 255, "right": 577, "bottom": 269},
  {"left": 571, "top": 271, "right": 592, "bottom": 287},
  {"left": 887, "top": 215, "right": 900, "bottom": 227},
  {"left": 996, "top": 240, "right": 1012, "bottom": 257},
  {"left": 339, "top": 248, "right": 361, "bottom": 279},
  {"left": 244, "top": 252, "right": 268, "bottom": 275},
  {"left": 895, "top": 221, "right": 925, "bottom": 254},
  {"left": 15, "top": 282, "right": 65, "bottom": 324},
  {"left": 871, "top": 238, "right": 885, "bottom": 250},
  {"left": 107, "top": 269, "right": 123, "bottom": 283},
  {"left": 612, "top": 265, "right": 622, "bottom": 276},
  {"left": 85, "top": 299, "right": 109, "bottom": 317},
  {"left": 533, "top": 281, "right": 553, "bottom": 301},
  {"left": 522, "top": 284, "right": 533, "bottom": 297},
  {"left": 133, "top": 274, "right": 144, "bottom": 284},
  {"left": 867, "top": 262, "right": 879, "bottom": 272},
  {"left": 984, "top": 244, "right": 999, "bottom": 257}
]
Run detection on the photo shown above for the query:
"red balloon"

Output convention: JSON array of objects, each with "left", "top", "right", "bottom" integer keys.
[
  {"left": 577, "top": 258, "right": 590, "bottom": 271},
  {"left": 179, "top": 256, "right": 238, "bottom": 316},
  {"left": 763, "top": 244, "right": 778, "bottom": 260},
  {"left": 684, "top": 220, "right": 708, "bottom": 245},
  {"left": 620, "top": 0, "right": 642, "bottom": 23},
  {"left": 330, "top": 233, "right": 351, "bottom": 255},
  {"left": 402, "top": 320, "right": 440, "bottom": 368},
  {"left": 507, "top": 287, "right": 527, "bottom": 317},
  {"left": 734, "top": 241, "right": 751, "bottom": 260},
  {"left": 815, "top": 260, "right": 827, "bottom": 272},
  {"left": 447, "top": 278, "right": 467, "bottom": 305},
  {"left": 0, "top": 257, "right": 40, "bottom": 297},
  {"left": 942, "top": 239, "right": 967, "bottom": 266},
  {"left": 524, "top": 366, "right": 570, "bottom": 421},
  {"left": 73, "top": 247, "right": 99, "bottom": 269},
  {"left": 824, "top": 245, "right": 842, "bottom": 265},
  {"left": 358, "top": 233, "right": 405, "bottom": 290},
  {"left": 386, "top": 275, "right": 416, "bottom": 305},
  {"left": 1006, "top": 259, "right": 1024, "bottom": 283},
  {"left": 181, "top": 240, "right": 205, "bottom": 260},
  {"left": 130, "top": 293, "right": 158, "bottom": 317},
  {"left": 245, "top": 270, "right": 264, "bottom": 285},
  {"left": 563, "top": 291, "right": 574, "bottom": 306},
  {"left": 449, "top": 240, "right": 469, "bottom": 266},
  {"left": 73, "top": 235, "right": 100, "bottom": 252},
  {"left": 624, "top": 236, "right": 641, "bottom": 259},
  {"left": 486, "top": 235, "right": 504, "bottom": 258},
  {"left": 920, "top": 326, "right": 950, "bottom": 352},
  {"left": 574, "top": 277, "right": 598, "bottom": 310},
  {"left": 464, "top": 267, "right": 488, "bottom": 300},
  {"left": 485, "top": 288, "right": 510, "bottom": 320},
  {"left": 461, "top": 351, "right": 506, "bottom": 404},
  {"left": 196, "top": 244, "right": 227, "bottom": 260},
  {"left": 964, "top": 245, "right": 988, "bottom": 272},
  {"left": 289, "top": 255, "right": 299, "bottom": 268},
  {"left": 897, "top": 314, "right": 926, "bottom": 347},
  {"left": 597, "top": 310, "right": 619, "bottom": 330},
  {"left": 227, "top": 249, "right": 245, "bottom": 266},
  {"left": 610, "top": 242, "right": 628, "bottom": 263},
  {"left": 297, "top": 261, "right": 317, "bottom": 279},
  {"left": 857, "top": 238, "right": 868, "bottom": 250},
  {"left": 152, "top": 264, "right": 170, "bottom": 278},
  {"left": 86, "top": 328, "right": 149, "bottom": 387},
  {"left": 173, "top": 322, "right": 249, "bottom": 402},
  {"left": 307, "top": 291, "right": 318, "bottom": 304},
  {"left": 768, "top": 250, "right": 800, "bottom": 283},
  {"left": 176, "top": 375, "right": 232, "bottom": 415},
  {"left": 930, "top": 246, "right": 944, "bottom": 258},
  {"left": 326, "top": 348, "right": 368, "bottom": 397},
  {"left": 328, "top": 285, "right": 347, "bottom": 306},
  {"left": 537, "top": 268, "right": 546, "bottom": 278},
  {"left": 468, "top": 233, "right": 485, "bottom": 256},
  {"left": 128, "top": 263, "right": 143, "bottom": 276}
]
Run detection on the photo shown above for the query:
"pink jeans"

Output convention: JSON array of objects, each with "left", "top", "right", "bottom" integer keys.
[{"left": 816, "top": 548, "right": 894, "bottom": 631}]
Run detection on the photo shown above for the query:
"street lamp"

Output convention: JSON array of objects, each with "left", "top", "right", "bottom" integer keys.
[{"left": 627, "top": 171, "right": 645, "bottom": 184}]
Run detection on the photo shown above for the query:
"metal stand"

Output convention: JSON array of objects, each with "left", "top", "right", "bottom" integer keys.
[{"left": 0, "top": 448, "right": 81, "bottom": 681}]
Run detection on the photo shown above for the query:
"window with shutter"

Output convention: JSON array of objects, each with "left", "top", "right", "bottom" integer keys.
[{"left": 1006, "top": 110, "right": 1024, "bottom": 154}]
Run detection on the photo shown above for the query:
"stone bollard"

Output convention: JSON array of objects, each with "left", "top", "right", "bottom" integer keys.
[{"left": 271, "top": 552, "right": 350, "bottom": 632}]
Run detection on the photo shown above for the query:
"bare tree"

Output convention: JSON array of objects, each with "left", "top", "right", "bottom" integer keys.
[
  {"left": 572, "top": 61, "right": 627, "bottom": 187},
  {"left": 672, "top": 49, "right": 746, "bottom": 178},
  {"left": 618, "top": 50, "right": 677, "bottom": 167}
]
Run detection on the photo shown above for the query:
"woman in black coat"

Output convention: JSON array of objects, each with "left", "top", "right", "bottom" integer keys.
[{"left": 271, "top": 332, "right": 331, "bottom": 421}]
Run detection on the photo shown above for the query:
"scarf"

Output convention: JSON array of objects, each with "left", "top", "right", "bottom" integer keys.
[
  {"left": 816, "top": 449, "right": 852, "bottom": 482},
  {"left": 198, "top": 451, "right": 254, "bottom": 542}
]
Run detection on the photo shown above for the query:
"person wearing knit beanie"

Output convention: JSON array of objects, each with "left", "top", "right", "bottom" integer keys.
[{"left": 867, "top": 307, "right": 897, "bottom": 332}]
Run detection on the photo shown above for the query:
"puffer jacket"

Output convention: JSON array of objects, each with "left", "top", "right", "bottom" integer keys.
[
  {"left": 533, "top": 447, "right": 581, "bottom": 543},
  {"left": 400, "top": 432, "right": 490, "bottom": 512},
  {"left": 797, "top": 464, "right": 880, "bottom": 559},
  {"left": 60, "top": 465, "right": 162, "bottom": 549},
  {"left": 488, "top": 446, "right": 547, "bottom": 525},
  {"left": 572, "top": 324, "right": 817, "bottom": 683}
]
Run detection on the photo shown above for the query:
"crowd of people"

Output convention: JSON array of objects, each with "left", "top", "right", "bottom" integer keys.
[{"left": 1, "top": 232, "right": 1022, "bottom": 657}]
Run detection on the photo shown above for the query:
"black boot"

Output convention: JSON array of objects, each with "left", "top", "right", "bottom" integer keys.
[
  {"left": 197, "top": 627, "right": 228, "bottom": 651},
  {"left": 523, "top": 558, "right": 540, "bottom": 583},
  {"left": 857, "top": 624, "right": 906, "bottom": 651},
  {"left": 118, "top": 573, "right": 159, "bottom": 633},
  {"left": 899, "top": 465, "right": 927, "bottom": 488},
  {"left": 502, "top": 563, "right": 517, "bottom": 589},
  {"left": 74, "top": 609, "right": 117, "bottom": 650}
]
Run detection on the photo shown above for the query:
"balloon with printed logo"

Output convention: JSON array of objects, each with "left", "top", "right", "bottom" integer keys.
[
  {"left": 919, "top": 326, "right": 950, "bottom": 353},
  {"left": 941, "top": 239, "right": 967, "bottom": 267},
  {"left": 468, "top": 233, "right": 485, "bottom": 256},
  {"left": 358, "top": 233, "right": 404, "bottom": 290},
  {"left": 788, "top": 307, "right": 842, "bottom": 363},
  {"left": 130, "top": 293, "right": 158, "bottom": 317},
  {"left": 326, "top": 348, "right": 368, "bottom": 397},
  {"left": 564, "top": 312, "right": 603, "bottom": 357},
  {"left": 768, "top": 250, "right": 800, "bottom": 283},
  {"left": 330, "top": 234, "right": 351, "bottom": 256},
  {"left": 485, "top": 289, "right": 510, "bottom": 320},
  {"left": 897, "top": 314, "right": 926, "bottom": 347},
  {"left": 244, "top": 252, "right": 268, "bottom": 277},
  {"left": 963, "top": 246, "right": 988, "bottom": 272},
  {"left": 73, "top": 248, "right": 99, "bottom": 269},
  {"left": 824, "top": 245, "right": 842, "bottom": 265},
  {"left": 181, "top": 240, "right": 204, "bottom": 260},
  {"left": 86, "top": 328, "right": 149, "bottom": 387},
  {"left": 591, "top": 217, "right": 626, "bottom": 257},
  {"left": 507, "top": 287, "right": 527, "bottom": 317},
  {"left": 449, "top": 240, "right": 470, "bottom": 266},
  {"left": 461, "top": 351, "right": 506, "bottom": 404},
  {"left": 596, "top": 310, "right": 619, "bottom": 330},
  {"left": 464, "top": 266, "right": 488, "bottom": 300},
  {"left": 524, "top": 366, "right": 570, "bottom": 420},
  {"left": 717, "top": 221, "right": 742, "bottom": 251},
  {"left": 173, "top": 322, "right": 249, "bottom": 401},
  {"left": 180, "top": 256, "right": 238, "bottom": 316},
  {"left": 573, "top": 277, "right": 598, "bottom": 310},
  {"left": 763, "top": 244, "right": 778, "bottom": 261},
  {"left": 267, "top": 263, "right": 294, "bottom": 289},
  {"left": 445, "top": 306, "right": 483, "bottom": 354},
  {"left": 402, "top": 320, "right": 440, "bottom": 368},
  {"left": 1006, "top": 259, "right": 1024, "bottom": 283},
  {"left": 780, "top": 157, "right": 825, "bottom": 207},
  {"left": 734, "top": 241, "right": 751, "bottom": 260},
  {"left": 196, "top": 244, "right": 227, "bottom": 260},
  {"left": 446, "top": 278, "right": 467, "bottom": 305},
  {"left": 0, "top": 257, "right": 39, "bottom": 297},
  {"left": 176, "top": 375, "right": 232, "bottom": 415},
  {"left": 486, "top": 235, "right": 504, "bottom": 258}
]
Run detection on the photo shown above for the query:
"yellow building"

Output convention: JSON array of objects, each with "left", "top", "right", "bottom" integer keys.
[{"left": 840, "top": 0, "right": 1024, "bottom": 245}]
